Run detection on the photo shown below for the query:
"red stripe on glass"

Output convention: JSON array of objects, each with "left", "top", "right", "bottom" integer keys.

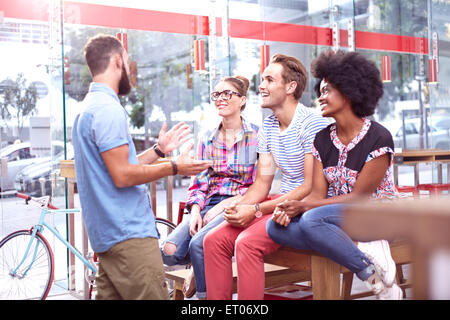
[{"left": 0, "top": 0, "right": 429, "bottom": 54}]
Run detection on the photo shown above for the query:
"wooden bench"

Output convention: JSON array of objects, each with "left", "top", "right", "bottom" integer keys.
[
  {"left": 169, "top": 202, "right": 412, "bottom": 300},
  {"left": 165, "top": 241, "right": 411, "bottom": 300},
  {"left": 165, "top": 262, "right": 308, "bottom": 300},
  {"left": 264, "top": 241, "right": 412, "bottom": 300}
]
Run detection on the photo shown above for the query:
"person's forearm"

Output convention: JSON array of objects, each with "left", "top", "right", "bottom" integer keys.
[
  {"left": 302, "top": 191, "right": 371, "bottom": 211},
  {"left": 259, "top": 182, "right": 311, "bottom": 214},
  {"left": 237, "top": 180, "right": 272, "bottom": 206},
  {"left": 137, "top": 146, "right": 160, "bottom": 165},
  {"left": 113, "top": 162, "right": 174, "bottom": 188},
  {"left": 190, "top": 204, "right": 201, "bottom": 216},
  {"left": 185, "top": 172, "right": 210, "bottom": 211}
]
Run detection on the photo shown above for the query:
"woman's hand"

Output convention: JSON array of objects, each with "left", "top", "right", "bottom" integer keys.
[
  {"left": 203, "top": 195, "right": 242, "bottom": 225},
  {"left": 189, "top": 206, "right": 203, "bottom": 236},
  {"left": 272, "top": 200, "right": 308, "bottom": 227}
]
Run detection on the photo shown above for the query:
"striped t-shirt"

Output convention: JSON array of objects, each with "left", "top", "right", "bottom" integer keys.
[{"left": 257, "top": 104, "right": 329, "bottom": 194}]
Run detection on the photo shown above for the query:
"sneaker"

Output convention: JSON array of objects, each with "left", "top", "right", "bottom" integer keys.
[
  {"left": 364, "top": 271, "right": 385, "bottom": 295},
  {"left": 364, "top": 272, "right": 403, "bottom": 300},
  {"left": 358, "top": 240, "right": 396, "bottom": 287},
  {"left": 378, "top": 283, "right": 403, "bottom": 300}
]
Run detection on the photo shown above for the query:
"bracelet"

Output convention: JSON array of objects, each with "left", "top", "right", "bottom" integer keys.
[
  {"left": 152, "top": 143, "right": 165, "bottom": 158},
  {"left": 170, "top": 160, "right": 178, "bottom": 176}
]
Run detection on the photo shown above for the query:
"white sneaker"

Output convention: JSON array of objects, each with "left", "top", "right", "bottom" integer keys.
[
  {"left": 358, "top": 240, "right": 396, "bottom": 287},
  {"left": 364, "top": 271, "right": 385, "bottom": 295},
  {"left": 378, "top": 283, "right": 403, "bottom": 300},
  {"left": 364, "top": 272, "right": 404, "bottom": 300}
]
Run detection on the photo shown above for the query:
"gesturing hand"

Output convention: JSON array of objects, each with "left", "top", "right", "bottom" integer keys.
[
  {"left": 175, "top": 143, "right": 213, "bottom": 176},
  {"left": 157, "top": 121, "right": 192, "bottom": 155}
]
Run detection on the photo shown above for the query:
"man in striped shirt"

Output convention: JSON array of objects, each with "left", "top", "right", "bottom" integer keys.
[{"left": 204, "top": 53, "right": 329, "bottom": 300}]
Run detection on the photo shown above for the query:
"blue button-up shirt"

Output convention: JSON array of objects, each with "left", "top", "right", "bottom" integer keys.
[{"left": 72, "top": 82, "right": 158, "bottom": 253}]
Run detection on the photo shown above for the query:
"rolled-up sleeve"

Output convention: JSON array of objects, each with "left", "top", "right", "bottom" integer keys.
[{"left": 185, "top": 137, "right": 211, "bottom": 211}]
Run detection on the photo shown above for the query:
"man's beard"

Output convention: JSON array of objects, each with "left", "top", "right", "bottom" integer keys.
[{"left": 118, "top": 63, "right": 131, "bottom": 96}]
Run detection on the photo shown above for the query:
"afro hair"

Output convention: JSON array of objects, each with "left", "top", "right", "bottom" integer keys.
[{"left": 310, "top": 50, "right": 384, "bottom": 117}]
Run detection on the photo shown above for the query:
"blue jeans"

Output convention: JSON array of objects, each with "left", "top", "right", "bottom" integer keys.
[
  {"left": 160, "top": 194, "right": 231, "bottom": 299},
  {"left": 266, "top": 203, "right": 375, "bottom": 281}
]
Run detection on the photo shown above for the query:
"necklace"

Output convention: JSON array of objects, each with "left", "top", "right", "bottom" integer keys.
[{"left": 220, "top": 126, "right": 242, "bottom": 149}]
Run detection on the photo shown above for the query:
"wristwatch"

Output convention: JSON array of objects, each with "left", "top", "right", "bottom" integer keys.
[
  {"left": 152, "top": 143, "right": 166, "bottom": 158},
  {"left": 254, "top": 203, "right": 263, "bottom": 218}
]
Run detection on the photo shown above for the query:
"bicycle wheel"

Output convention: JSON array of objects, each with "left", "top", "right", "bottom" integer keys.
[
  {"left": 0, "top": 229, "right": 54, "bottom": 300},
  {"left": 155, "top": 217, "right": 190, "bottom": 298},
  {"left": 155, "top": 217, "right": 176, "bottom": 247}
]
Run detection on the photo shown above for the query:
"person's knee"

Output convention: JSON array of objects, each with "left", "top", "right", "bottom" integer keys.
[
  {"left": 297, "top": 212, "right": 315, "bottom": 239},
  {"left": 202, "top": 231, "right": 213, "bottom": 251},
  {"left": 162, "top": 242, "right": 177, "bottom": 256},
  {"left": 234, "top": 233, "right": 254, "bottom": 258},
  {"left": 266, "top": 219, "right": 281, "bottom": 242},
  {"left": 203, "top": 228, "right": 222, "bottom": 254},
  {"left": 188, "top": 233, "right": 203, "bottom": 255}
]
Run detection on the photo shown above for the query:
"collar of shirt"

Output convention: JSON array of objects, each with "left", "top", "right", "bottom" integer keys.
[
  {"left": 89, "top": 82, "right": 120, "bottom": 104},
  {"left": 207, "top": 116, "right": 255, "bottom": 143}
]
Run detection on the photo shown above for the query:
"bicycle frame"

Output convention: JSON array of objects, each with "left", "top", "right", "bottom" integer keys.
[{"left": 11, "top": 205, "right": 96, "bottom": 278}]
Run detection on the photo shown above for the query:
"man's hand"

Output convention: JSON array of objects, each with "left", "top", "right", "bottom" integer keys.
[
  {"left": 175, "top": 143, "right": 213, "bottom": 176},
  {"left": 223, "top": 203, "right": 256, "bottom": 228},
  {"left": 157, "top": 121, "right": 191, "bottom": 155}
]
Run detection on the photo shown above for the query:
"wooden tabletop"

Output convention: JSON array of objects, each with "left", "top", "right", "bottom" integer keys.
[
  {"left": 394, "top": 149, "right": 450, "bottom": 164},
  {"left": 342, "top": 197, "right": 450, "bottom": 299},
  {"left": 343, "top": 198, "right": 450, "bottom": 245}
]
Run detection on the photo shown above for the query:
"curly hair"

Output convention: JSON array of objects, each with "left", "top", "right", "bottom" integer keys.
[{"left": 310, "top": 50, "right": 383, "bottom": 117}]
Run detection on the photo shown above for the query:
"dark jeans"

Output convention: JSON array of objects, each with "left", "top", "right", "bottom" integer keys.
[{"left": 266, "top": 203, "right": 374, "bottom": 281}]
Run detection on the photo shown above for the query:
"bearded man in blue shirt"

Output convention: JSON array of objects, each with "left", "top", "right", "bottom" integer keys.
[{"left": 73, "top": 34, "right": 212, "bottom": 300}]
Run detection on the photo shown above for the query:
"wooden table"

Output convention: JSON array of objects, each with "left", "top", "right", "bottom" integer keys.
[
  {"left": 60, "top": 160, "right": 88, "bottom": 297},
  {"left": 342, "top": 198, "right": 450, "bottom": 299},
  {"left": 393, "top": 149, "right": 450, "bottom": 186}
]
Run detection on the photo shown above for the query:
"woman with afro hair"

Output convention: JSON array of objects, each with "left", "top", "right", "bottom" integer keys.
[{"left": 266, "top": 50, "right": 403, "bottom": 299}]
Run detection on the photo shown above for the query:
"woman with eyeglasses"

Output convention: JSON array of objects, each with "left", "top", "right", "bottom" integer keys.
[{"left": 160, "top": 75, "right": 259, "bottom": 299}]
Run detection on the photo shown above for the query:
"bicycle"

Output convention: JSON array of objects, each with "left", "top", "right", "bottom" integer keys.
[
  {"left": 0, "top": 192, "right": 179, "bottom": 300},
  {"left": 0, "top": 192, "right": 98, "bottom": 300}
]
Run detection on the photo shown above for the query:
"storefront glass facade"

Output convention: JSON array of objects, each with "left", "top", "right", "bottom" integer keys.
[{"left": 1, "top": 0, "right": 449, "bottom": 292}]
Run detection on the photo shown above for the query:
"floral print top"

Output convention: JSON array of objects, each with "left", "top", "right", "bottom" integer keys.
[{"left": 312, "top": 118, "right": 398, "bottom": 199}]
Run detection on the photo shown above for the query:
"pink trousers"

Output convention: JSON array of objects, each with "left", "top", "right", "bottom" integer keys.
[{"left": 203, "top": 213, "right": 280, "bottom": 300}]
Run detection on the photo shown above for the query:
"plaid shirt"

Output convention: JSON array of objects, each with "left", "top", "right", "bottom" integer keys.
[{"left": 185, "top": 118, "right": 259, "bottom": 211}]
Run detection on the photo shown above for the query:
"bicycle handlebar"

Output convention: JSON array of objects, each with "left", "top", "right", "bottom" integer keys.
[
  {"left": 16, "top": 192, "right": 58, "bottom": 210},
  {"left": 16, "top": 192, "right": 31, "bottom": 201}
]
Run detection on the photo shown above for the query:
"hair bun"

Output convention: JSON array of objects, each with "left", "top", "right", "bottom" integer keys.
[{"left": 234, "top": 75, "right": 250, "bottom": 93}]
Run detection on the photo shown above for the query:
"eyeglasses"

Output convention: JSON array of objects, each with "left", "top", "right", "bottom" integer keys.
[{"left": 211, "top": 90, "right": 242, "bottom": 101}]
